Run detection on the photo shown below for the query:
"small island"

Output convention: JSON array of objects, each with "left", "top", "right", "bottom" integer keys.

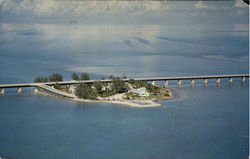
[{"left": 34, "top": 73, "right": 173, "bottom": 107}]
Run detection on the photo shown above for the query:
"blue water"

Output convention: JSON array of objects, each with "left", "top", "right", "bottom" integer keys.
[
  {"left": 0, "top": 23, "right": 249, "bottom": 159},
  {"left": 0, "top": 82, "right": 248, "bottom": 159}
]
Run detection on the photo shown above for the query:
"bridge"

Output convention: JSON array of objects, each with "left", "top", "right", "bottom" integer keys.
[
  {"left": 0, "top": 74, "right": 249, "bottom": 95},
  {"left": 35, "top": 84, "right": 76, "bottom": 98}
]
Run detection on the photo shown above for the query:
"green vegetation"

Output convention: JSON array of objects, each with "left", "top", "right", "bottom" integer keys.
[
  {"left": 93, "top": 81, "right": 103, "bottom": 94},
  {"left": 128, "top": 79, "right": 159, "bottom": 93},
  {"left": 34, "top": 73, "right": 63, "bottom": 83},
  {"left": 71, "top": 72, "right": 79, "bottom": 80},
  {"left": 149, "top": 88, "right": 170, "bottom": 99},
  {"left": 34, "top": 76, "right": 48, "bottom": 83},
  {"left": 54, "top": 83, "right": 61, "bottom": 90},
  {"left": 49, "top": 73, "right": 63, "bottom": 82},
  {"left": 111, "top": 78, "right": 128, "bottom": 93},
  {"left": 145, "top": 84, "right": 160, "bottom": 93},
  {"left": 75, "top": 83, "right": 97, "bottom": 99},
  {"left": 128, "top": 79, "right": 146, "bottom": 88},
  {"left": 54, "top": 83, "right": 69, "bottom": 92},
  {"left": 74, "top": 75, "right": 168, "bottom": 100},
  {"left": 126, "top": 79, "right": 170, "bottom": 99},
  {"left": 74, "top": 76, "right": 129, "bottom": 99},
  {"left": 34, "top": 73, "right": 171, "bottom": 101},
  {"left": 81, "top": 73, "right": 90, "bottom": 80},
  {"left": 100, "top": 90, "right": 115, "bottom": 97},
  {"left": 124, "top": 92, "right": 139, "bottom": 100}
]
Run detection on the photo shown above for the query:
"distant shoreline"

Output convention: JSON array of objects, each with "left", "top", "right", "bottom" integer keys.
[{"left": 34, "top": 88, "right": 173, "bottom": 108}]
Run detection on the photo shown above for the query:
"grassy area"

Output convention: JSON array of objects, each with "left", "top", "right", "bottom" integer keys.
[{"left": 149, "top": 88, "right": 170, "bottom": 99}]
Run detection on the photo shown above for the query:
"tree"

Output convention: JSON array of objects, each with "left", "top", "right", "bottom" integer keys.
[
  {"left": 81, "top": 73, "right": 90, "bottom": 80},
  {"left": 34, "top": 76, "right": 48, "bottom": 83},
  {"left": 128, "top": 79, "right": 147, "bottom": 88},
  {"left": 145, "top": 83, "right": 159, "bottom": 93},
  {"left": 75, "top": 83, "right": 97, "bottom": 99},
  {"left": 71, "top": 72, "right": 79, "bottom": 80},
  {"left": 128, "top": 79, "right": 135, "bottom": 85},
  {"left": 93, "top": 81, "right": 103, "bottom": 94},
  {"left": 111, "top": 78, "right": 128, "bottom": 93},
  {"left": 49, "top": 73, "right": 63, "bottom": 82},
  {"left": 54, "top": 83, "right": 61, "bottom": 90}
]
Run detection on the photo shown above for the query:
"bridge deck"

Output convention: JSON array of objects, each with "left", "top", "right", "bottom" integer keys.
[
  {"left": 36, "top": 84, "right": 76, "bottom": 98},
  {"left": 0, "top": 74, "right": 249, "bottom": 88},
  {"left": 133, "top": 74, "right": 249, "bottom": 81}
]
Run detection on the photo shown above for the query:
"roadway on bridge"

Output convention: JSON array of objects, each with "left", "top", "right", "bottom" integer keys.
[{"left": 0, "top": 74, "right": 249, "bottom": 89}]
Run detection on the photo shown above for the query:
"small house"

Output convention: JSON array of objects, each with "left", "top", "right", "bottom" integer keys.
[{"left": 129, "top": 87, "right": 149, "bottom": 99}]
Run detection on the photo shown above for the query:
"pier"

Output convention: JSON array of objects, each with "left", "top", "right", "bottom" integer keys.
[{"left": 0, "top": 74, "right": 249, "bottom": 95}]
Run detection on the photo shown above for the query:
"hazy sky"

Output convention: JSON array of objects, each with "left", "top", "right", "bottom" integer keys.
[{"left": 1, "top": 0, "right": 248, "bottom": 27}]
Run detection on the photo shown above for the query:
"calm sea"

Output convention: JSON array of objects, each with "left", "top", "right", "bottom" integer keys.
[{"left": 0, "top": 23, "right": 249, "bottom": 159}]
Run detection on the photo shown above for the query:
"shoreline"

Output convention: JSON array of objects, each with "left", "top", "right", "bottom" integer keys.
[{"left": 34, "top": 88, "right": 174, "bottom": 108}]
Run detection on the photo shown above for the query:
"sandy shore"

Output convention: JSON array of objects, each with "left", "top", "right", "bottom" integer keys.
[
  {"left": 34, "top": 88, "right": 173, "bottom": 108},
  {"left": 73, "top": 98, "right": 162, "bottom": 107}
]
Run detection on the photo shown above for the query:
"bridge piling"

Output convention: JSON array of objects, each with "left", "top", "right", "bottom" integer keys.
[
  {"left": 216, "top": 83, "right": 220, "bottom": 88},
  {"left": 178, "top": 80, "right": 181, "bottom": 85},
  {"left": 191, "top": 79, "right": 194, "bottom": 85},
  {"left": 216, "top": 78, "right": 220, "bottom": 84},
  {"left": 164, "top": 80, "right": 168, "bottom": 88},
  {"left": 229, "top": 77, "right": 233, "bottom": 83},
  {"left": 178, "top": 84, "right": 181, "bottom": 88},
  {"left": 204, "top": 79, "right": 208, "bottom": 84},
  {"left": 1, "top": 88, "right": 5, "bottom": 94},
  {"left": 18, "top": 88, "right": 22, "bottom": 94},
  {"left": 242, "top": 76, "right": 245, "bottom": 82}
]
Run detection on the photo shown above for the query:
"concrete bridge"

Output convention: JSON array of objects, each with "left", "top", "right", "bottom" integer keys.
[
  {"left": 0, "top": 74, "right": 249, "bottom": 95},
  {"left": 0, "top": 83, "right": 75, "bottom": 98},
  {"left": 35, "top": 84, "right": 76, "bottom": 98}
]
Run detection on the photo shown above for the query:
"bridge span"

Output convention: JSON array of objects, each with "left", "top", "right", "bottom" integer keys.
[
  {"left": 35, "top": 84, "right": 76, "bottom": 98},
  {"left": 0, "top": 74, "right": 249, "bottom": 94},
  {"left": 0, "top": 83, "right": 76, "bottom": 98}
]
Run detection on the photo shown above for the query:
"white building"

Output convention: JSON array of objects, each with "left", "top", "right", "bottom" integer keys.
[{"left": 129, "top": 87, "right": 149, "bottom": 99}]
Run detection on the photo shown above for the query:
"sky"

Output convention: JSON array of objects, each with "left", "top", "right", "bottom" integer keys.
[{"left": 0, "top": 0, "right": 248, "bottom": 26}]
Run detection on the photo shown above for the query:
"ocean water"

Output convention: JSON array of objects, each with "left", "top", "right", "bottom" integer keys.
[
  {"left": 0, "top": 82, "right": 248, "bottom": 159},
  {"left": 0, "top": 23, "right": 249, "bottom": 159}
]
